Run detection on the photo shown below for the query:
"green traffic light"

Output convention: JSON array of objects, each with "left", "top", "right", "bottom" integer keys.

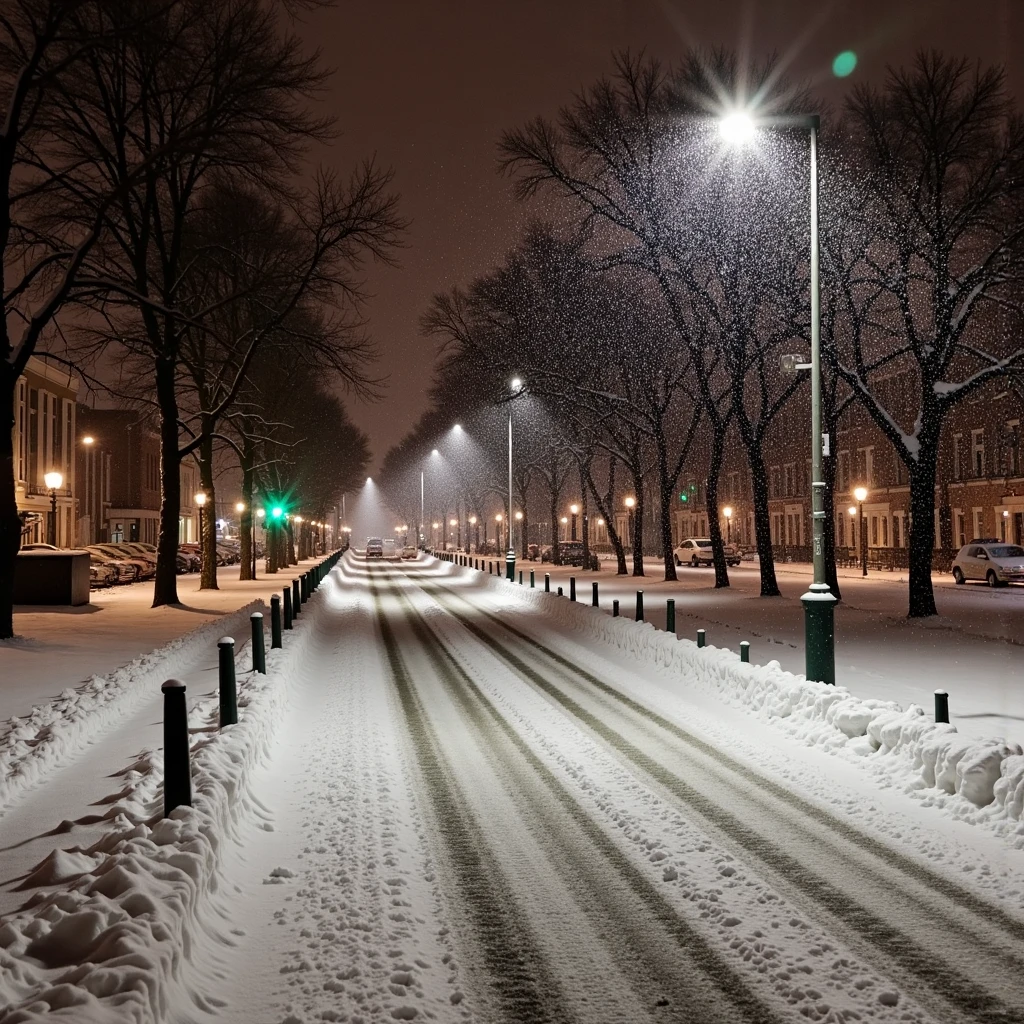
[
  {"left": 272, "top": 506, "right": 283, "bottom": 519},
  {"left": 679, "top": 493, "right": 688, "bottom": 503}
]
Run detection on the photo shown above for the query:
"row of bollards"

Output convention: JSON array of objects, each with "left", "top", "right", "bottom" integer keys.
[{"left": 162, "top": 549, "right": 344, "bottom": 818}]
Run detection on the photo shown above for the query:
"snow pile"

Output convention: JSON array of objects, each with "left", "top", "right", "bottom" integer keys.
[
  {"left": 448, "top": 561, "right": 1024, "bottom": 819},
  {"left": 0, "top": 601, "right": 263, "bottom": 817},
  {"left": 0, "top": 586, "right": 328, "bottom": 1023}
]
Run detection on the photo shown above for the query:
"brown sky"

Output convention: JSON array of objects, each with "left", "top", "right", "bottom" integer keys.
[{"left": 295, "top": 0, "right": 1021, "bottom": 469}]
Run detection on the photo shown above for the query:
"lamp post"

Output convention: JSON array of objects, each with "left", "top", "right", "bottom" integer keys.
[
  {"left": 721, "top": 108, "right": 835, "bottom": 684},
  {"left": 82, "top": 436, "right": 95, "bottom": 545},
  {"left": 723, "top": 505, "right": 733, "bottom": 545},
  {"left": 515, "top": 510, "right": 523, "bottom": 559},
  {"left": 570, "top": 504, "right": 579, "bottom": 542},
  {"left": 495, "top": 513, "right": 503, "bottom": 554},
  {"left": 469, "top": 515, "right": 478, "bottom": 552},
  {"left": 854, "top": 486, "right": 868, "bottom": 577},
  {"left": 624, "top": 496, "right": 636, "bottom": 551},
  {"left": 44, "top": 471, "right": 63, "bottom": 546},
  {"left": 432, "top": 521, "right": 440, "bottom": 550}
]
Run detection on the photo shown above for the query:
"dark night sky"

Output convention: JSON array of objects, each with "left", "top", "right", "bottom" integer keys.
[{"left": 295, "top": 0, "right": 1020, "bottom": 468}]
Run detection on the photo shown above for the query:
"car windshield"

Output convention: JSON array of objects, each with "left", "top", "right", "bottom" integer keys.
[
  {"left": 366, "top": 538, "right": 382, "bottom": 545},
  {"left": 987, "top": 545, "right": 1024, "bottom": 558}
]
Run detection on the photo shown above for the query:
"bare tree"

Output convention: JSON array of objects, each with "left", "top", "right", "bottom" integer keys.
[{"left": 835, "top": 53, "right": 1024, "bottom": 617}]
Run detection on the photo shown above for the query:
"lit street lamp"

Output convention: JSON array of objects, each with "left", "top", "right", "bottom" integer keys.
[
  {"left": 495, "top": 513, "right": 504, "bottom": 554},
  {"left": 506, "top": 377, "right": 525, "bottom": 580},
  {"left": 723, "top": 506, "right": 733, "bottom": 545},
  {"left": 44, "top": 470, "right": 63, "bottom": 546},
  {"left": 722, "top": 107, "right": 835, "bottom": 684},
  {"left": 624, "top": 496, "right": 636, "bottom": 551},
  {"left": 854, "top": 486, "right": 869, "bottom": 577},
  {"left": 570, "top": 503, "right": 579, "bottom": 542}
]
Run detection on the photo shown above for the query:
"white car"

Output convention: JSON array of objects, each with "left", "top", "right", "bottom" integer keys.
[
  {"left": 382, "top": 538, "right": 399, "bottom": 560},
  {"left": 365, "top": 537, "right": 383, "bottom": 558},
  {"left": 674, "top": 538, "right": 741, "bottom": 567},
  {"left": 951, "top": 541, "right": 1024, "bottom": 587},
  {"left": 401, "top": 545, "right": 418, "bottom": 560}
]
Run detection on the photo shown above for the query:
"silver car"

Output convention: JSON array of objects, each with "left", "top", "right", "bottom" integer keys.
[{"left": 952, "top": 541, "right": 1024, "bottom": 587}]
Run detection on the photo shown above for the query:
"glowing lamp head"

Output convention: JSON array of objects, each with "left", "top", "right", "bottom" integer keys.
[
  {"left": 597, "top": 518, "right": 605, "bottom": 526},
  {"left": 431, "top": 448, "right": 439, "bottom": 456},
  {"left": 82, "top": 435, "right": 95, "bottom": 446},
  {"left": 256, "top": 508, "right": 266, "bottom": 519},
  {"left": 294, "top": 515, "right": 302, "bottom": 524},
  {"left": 561, "top": 516, "right": 568, "bottom": 524},
  {"left": 194, "top": 491, "right": 206, "bottom": 507},
  {"left": 848, "top": 506, "right": 857, "bottom": 517},
  {"left": 570, "top": 504, "right": 579, "bottom": 515},
  {"left": 453, "top": 423, "right": 462, "bottom": 432},
  {"left": 44, "top": 471, "right": 63, "bottom": 491},
  {"left": 515, "top": 511, "right": 523, "bottom": 521},
  {"left": 624, "top": 496, "right": 635, "bottom": 509},
  {"left": 853, "top": 486, "right": 868, "bottom": 502},
  {"left": 235, "top": 501, "right": 245, "bottom": 512},
  {"left": 723, "top": 506, "right": 733, "bottom": 519},
  {"left": 469, "top": 516, "right": 477, "bottom": 524},
  {"left": 432, "top": 522, "right": 440, "bottom": 529},
  {"left": 511, "top": 377, "right": 523, "bottom": 390},
  {"left": 449, "top": 518, "right": 457, "bottom": 527},
  {"left": 495, "top": 514, "right": 503, "bottom": 523},
  {"left": 720, "top": 111, "right": 755, "bottom": 144}
]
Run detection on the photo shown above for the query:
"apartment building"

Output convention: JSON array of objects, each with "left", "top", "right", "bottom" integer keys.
[{"left": 13, "top": 357, "right": 79, "bottom": 546}]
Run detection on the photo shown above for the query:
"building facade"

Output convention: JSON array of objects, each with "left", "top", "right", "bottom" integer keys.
[
  {"left": 75, "top": 408, "right": 200, "bottom": 545},
  {"left": 13, "top": 357, "right": 79, "bottom": 546}
]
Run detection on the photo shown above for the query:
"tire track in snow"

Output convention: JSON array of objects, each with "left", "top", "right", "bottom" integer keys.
[
  {"left": 415, "top": 573, "right": 1024, "bottom": 1024},
  {"left": 368, "top": 572, "right": 573, "bottom": 1024},
  {"left": 378, "top": 568, "right": 792, "bottom": 1024}
]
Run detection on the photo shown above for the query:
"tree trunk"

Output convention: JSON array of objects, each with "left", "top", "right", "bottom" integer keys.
[
  {"left": 287, "top": 521, "right": 296, "bottom": 565},
  {"left": 706, "top": 425, "right": 730, "bottom": 589},
  {"left": 153, "top": 359, "right": 181, "bottom": 607},
  {"left": 0, "top": 372, "right": 20, "bottom": 639},
  {"left": 549, "top": 488, "right": 559, "bottom": 564},
  {"left": 655, "top": 433, "right": 678, "bottom": 582},
  {"left": 747, "top": 441, "right": 780, "bottom": 596},
  {"left": 198, "top": 433, "right": 218, "bottom": 590},
  {"left": 238, "top": 453, "right": 254, "bottom": 581},
  {"left": 908, "top": 437, "right": 940, "bottom": 618},
  {"left": 580, "top": 462, "right": 591, "bottom": 570},
  {"left": 584, "top": 457, "right": 627, "bottom": 574}
]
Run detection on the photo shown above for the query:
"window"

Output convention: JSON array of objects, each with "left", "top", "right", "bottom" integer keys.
[
  {"left": 871, "top": 515, "right": 879, "bottom": 546},
  {"left": 857, "top": 446, "right": 875, "bottom": 487},
  {"left": 952, "top": 433, "right": 963, "bottom": 481},
  {"left": 972, "top": 430, "right": 985, "bottom": 478},
  {"left": 784, "top": 463, "right": 796, "bottom": 497},
  {"left": 956, "top": 510, "right": 966, "bottom": 548},
  {"left": 837, "top": 450, "right": 850, "bottom": 492},
  {"left": 836, "top": 513, "right": 846, "bottom": 548},
  {"left": 973, "top": 508, "right": 984, "bottom": 540},
  {"left": 1006, "top": 421, "right": 1020, "bottom": 476},
  {"left": 881, "top": 516, "right": 888, "bottom": 547},
  {"left": 770, "top": 467, "right": 781, "bottom": 499},
  {"left": 893, "top": 515, "right": 901, "bottom": 549}
]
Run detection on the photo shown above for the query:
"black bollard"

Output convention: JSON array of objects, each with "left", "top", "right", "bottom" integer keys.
[
  {"left": 519, "top": 570, "right": 523, "bottom": 585},
  {"left": 666, "top": 599, "right": 675, "bottom": 634},
  {"left": 592, "top": 581, "right": 599, "bottom": 607},
  {"left": 545, "top": 573, "right": 550, "bottom": 593},
  {"left": 570, "top": 576, "right": 576, "bottom": 602},
  {"left": 489, "top": 560, "right": 493, "bottom": 574},
  {"left": 283, "top": 587, "right": 293, "bottom": 630},
  {"left": 271, "top": 595, "right": 283, "bottom": 648},
  {"left": 697, "top": 628, "right": 706, "bottom": 648},
  {"left": 740, "top": 640, "right": 750, "bottom": 664},
  {"left": 935, "top": 689, "right": 950, "bottom": 724},
  {"left": 635, "top": 590, "right": 644, "bottom": 622},
  {"left": 162, "top": 679, "right": 192, "bottom": 817},
  {"left": 251, "top": 612, "right": 266, "bottom": 673},
  {"left": 530, "top": 569, "right": 535, "bottom": 589},
  {"left": 292, "top": 578, "right": 300, "bottom": 615},
  {"left": 557, "top": 586, "right": 563, "bottom": 596},
  {"left": 218, "top": 637, "right": 238, "bottom": 727},
  {"left": 612, "top": 599, "right": 619, "bottom": 617}
]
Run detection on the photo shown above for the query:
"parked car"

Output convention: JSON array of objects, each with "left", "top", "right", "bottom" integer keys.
[
  {"left": 89, "top": 562, "right": 118, "bottom": 587},
  {"left": 401, "top": 545, "right": 418, "bottom": 560},
  {"left": 85, "top": 549, "right": 138, "bottom": 583},
  {"left": 105, "top": 544, "right": 158, "bottom": 577},
  {"left": 674, "top": 538, "right": 741, "bottom": 567},
  {"left": 952, "top": 540, "right": 1024, "bottom": 587},
  {"left": 365, "top": 537, "right": 383, "bottom": 558},
  {"left": 540, "top": 542, "right": 599, "bottom": 570},
  {"left": 87, "top": 545, "right": 151, "bottom": 580}
]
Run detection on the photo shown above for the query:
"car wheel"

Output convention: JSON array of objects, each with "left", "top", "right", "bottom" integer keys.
[
  {"left": 691, "top": 555, "right": 700, "bottom": 568},
  {"left": 952, "top": 567, "right": 965, "bottom": 585},
  {"left": 987, "top": 569, "right": 1002, "bottom": 588}
]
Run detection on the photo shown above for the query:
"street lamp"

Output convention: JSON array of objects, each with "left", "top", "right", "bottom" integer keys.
[
  {"left": 853, "top": 486, "right": 868, "bottom": 577},
  {"left": 44, "top": 471, "right": 63, "bottom": 546},
  {"left": 570, "top": 503, "right": 579, "bottom": 542},
  {"left": 80, "top": 436, "right": 96, "bottom": 545},
  {"left": 624, "top": 496, "right": 636, "bottom": 551},
  {"left": 506, "top": 377, "right": 525, "bottom": 580},
  {"left": 722, "top": 107, "right": 835, "bottom": 683},
  {"left": 723, "top": 506, "right": 733, "bottom": 545},
  {"left": 495, "top": 513, "right": 504, "bottom": 554}
]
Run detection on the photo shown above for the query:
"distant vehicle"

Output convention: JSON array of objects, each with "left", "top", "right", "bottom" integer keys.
[
  {"left": 401, "top": 545, "right": 418, "bottom": 560},
  {"left": 952, "top": 541, "right": 1024, "bottom": 587},
  {"left": 540, "top": 542, "right": 599, "bottom": 570},
  {"left": 365, "top": 537, "right": 383, "bottom": 558},
  {"left": 674, "top": 538, "right": 741, "bottom": 567},
  {"left": 382, "top": 538, "right": 399, "bottom": 559}
]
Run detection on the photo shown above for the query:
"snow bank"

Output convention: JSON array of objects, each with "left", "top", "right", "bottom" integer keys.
[
  {"left": 0, "top": 602, "right": 264, "bottom": 817},
  {"left": 450, "top": 561, "right": 1024, "bottom": 819},
  {"left": 0, "top": 585, "right": 329, "bottom": 1023}
]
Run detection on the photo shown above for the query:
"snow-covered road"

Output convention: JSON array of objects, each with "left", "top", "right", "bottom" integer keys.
[{"left": 5, "top": 554, "right": 1024, "bottom": 1023}]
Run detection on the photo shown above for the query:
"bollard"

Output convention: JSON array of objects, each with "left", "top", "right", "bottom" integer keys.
[
  {"left": 292, "top": 578, "right": 300, "bottom": 615},
  {"left": 218, "top": 637, "right": 238, "bottom": 727},
  {"left": 162, "top": 679, "right": 192, "bottom": 816},
  {"left": 530, "top": 569, "right": 535, "bottom": 589},
  {"left": 935, "top": 689, "right": 950, "bottom": 724},
  {"left": 666, "top": 599, "right": 675, "bottom": 634},
  {"left": 557, "top": 586, "right": 563, "bottom": 596},
  {"left": 251, "top": 612, "right": 266, "bottom": 673},
  {"left": 570, "top": 576, "right": 576, "bottom": 602},
  {"left": 592, "top": 581, "right": 599, "bottom": 607},
  {"left": 283, "top": 587, "right": 293, "bottom": 630},
  {"left": 489, "top": 560, "right": 493, "bottom": 574},
  {"left": 697, "top": 628, "right": 706, "bottom": 648},
  {"left": 612, "top": 599, "right": 619, "bottom": 617},
  {"left": 545, "top": 573, "right": 551, "bottom": 593},
  {"left": 635, "top": 590, "right": 644, "bottom": 622},
  {"left": 519, "top": 570, "right": 523, "bottom": 585},
  {"left": 270, "top": 595, "right": 283, "bottom": 648},
  {"left": 740, "top": 641, "right": 750, "bottom": 664}
]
